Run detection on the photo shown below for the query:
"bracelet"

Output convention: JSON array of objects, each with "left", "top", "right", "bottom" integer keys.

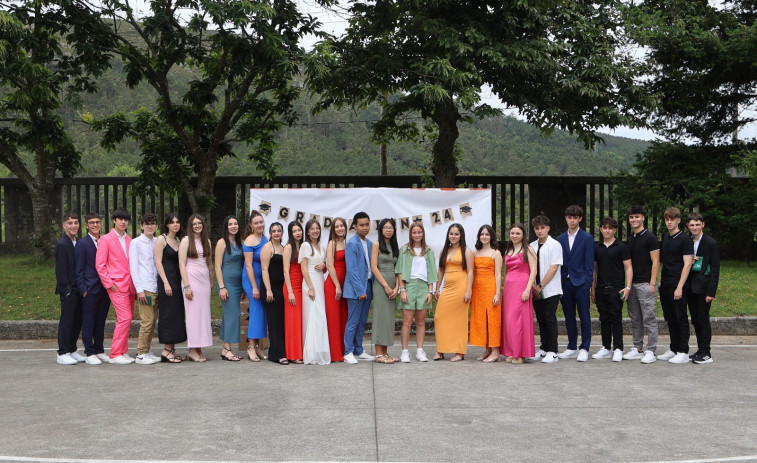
[
  {"left": 398, "top": 288, "right": 406, "bottom": 293},
  {"left": 183, "top": 284, "right": 190, "bottom": 290},
  {"left": 219, "top": 287, "right": 226, "bottom": 291},
  {"left": 624, "top": 287, "right": 631, "bottom": 291},
  {"left": 427, "top": 291, "right": 434, "bottom": 294}
]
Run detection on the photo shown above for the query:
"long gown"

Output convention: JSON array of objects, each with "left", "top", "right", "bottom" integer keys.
[
  {"left": 324, "top": 248, "right": 348, "bottom": 362},
  {"left": 372, "top": 250, "right": 398, "bottom": 347},
  {"left": 469, "top": 254, "right": 501, "bottom": 348},
  {"left": 183, "top": 238, "right": 212, "bottom": 348},
  {"left": 435, "top": 248, "right": 469, "bottom": 354},
  {"left": 158, "top": 240, "right": 187, "bottom": 344},
  {"left": 243, "top": 236, "right": 268, "bottom": 340},
  {"left": 285, "top": 249, "right": 304, "bottom": 361},
  {"left": 263, "top": 251, "right": 287, "bottom": 362},
  {"left": 299, "top": 242, "right": 330, "bottom": 365},
  {"left": 218, "top": 242, "right": 243, "bottom": 344},
  {"left": 500, "top": 253, "right": 535, "bottom": 358}
]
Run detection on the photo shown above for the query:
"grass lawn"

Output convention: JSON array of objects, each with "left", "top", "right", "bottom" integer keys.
[{"left": 0, "top": 254, "right": 754, "bottom": 320}]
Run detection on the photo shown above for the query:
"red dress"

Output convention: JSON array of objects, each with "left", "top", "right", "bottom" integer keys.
[
  {"left": 324, "top": 248, "right": 348, "bottom": 362},
  {"left": 285, "top": 253, "right": 304, "bottom": 361}
]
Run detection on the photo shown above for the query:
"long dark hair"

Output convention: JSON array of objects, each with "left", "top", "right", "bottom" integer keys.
[
  {"left": 505, "top": 223, "right": 529, "bottom": 263},
  {"left": 268, "top": 222, "right": 284, "bottom": 244},
  {"left": 439, "top": 223, "right": 468, "bottom": 271},
  {"left": 304, "top": 217, "right": 321, "bottom": 257},
  {"left": 286, "top": 221, "right": 303, "bottom": 263},
  {"left": 377, "top": 218, "right": 399, "bottom": 257},
  {"left": 245, "top": 210, "right": 262, "bottom": 238},
  {"left": 222, "top": 215, "right": 242, "bottom": 254},
  {"left": 475, "top": 224, "right": 499, "bottom": 251},
  {"left": 328, "top": 217, "right": 347, "bottom": 264},
  {"left": 161, "top": 213, "right": 182, "bottom": 237},
  {"left": 186, "top": 214, "right": 211, "bottom": 266}
]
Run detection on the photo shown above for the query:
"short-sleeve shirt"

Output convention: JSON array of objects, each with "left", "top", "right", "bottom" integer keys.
[
  {"left": 594, "top": 240, "right": 631, "bottom": 288},
  {"left": 530, "top": 236, "right": 563, "bottom": 298},
  {"left": 660, "top": 230, "right": 695, "bottom": 287},
  {"left": 627, "top": 229, "right": 659, "bottom": 283}
]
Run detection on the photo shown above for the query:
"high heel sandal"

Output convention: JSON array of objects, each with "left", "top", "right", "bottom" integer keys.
[
  {"left": 247, "top": 346, "right": 260, "bottom": 362},
  {"left": 161, "top": 348, "right": 182, "bottom": 363},
  {"left": 221, "top": 348, "right": 242, "bottom": 361},
  {"left": 253, "top": 344, "right": 268, "bottom": 360}
]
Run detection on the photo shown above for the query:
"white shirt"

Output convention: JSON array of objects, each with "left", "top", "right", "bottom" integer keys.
[
  {"left": 361, "top": 238, "right": 370, "bottom": 280},
  {"left": 129, "top": 234, "right": 158, "bottom": 293},
  {"left": 116, "top": 230, "right": 128, "bottom": 256},
  {"left": 693, "top": 234, "right": 702, "bottom": 254},
  {"left": 89, "top": 233, "right": 99, "bottom": 248},
  {"left": 530, "top": 235, "right": 563, "bottom": 299},
  {"left": 568, "top": 228, "right": 578, "bottom": 251},
  {"left": 410, "top": 248, "right": 427, "bottom": 281}
]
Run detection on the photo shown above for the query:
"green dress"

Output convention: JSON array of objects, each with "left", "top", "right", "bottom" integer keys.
[{"left": 372, "top": 250, "right": 398, "bottom": 346}]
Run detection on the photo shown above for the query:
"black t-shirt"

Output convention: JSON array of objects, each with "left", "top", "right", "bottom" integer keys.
[
  {"left": 595, "top": 240, "right": 631, "bottom": 288},
  {"left": 660, "top": 230, "right": 695, "bottom": 287},
  {"left": 626, "top": 229, "right": 659, "bottom": 283}
]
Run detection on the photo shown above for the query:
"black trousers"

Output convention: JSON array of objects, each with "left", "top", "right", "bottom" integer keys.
[
  {"left": 57, "top": 293, "right": 83, "bottom": 355},
  {"left": 533, "top": 294, "right": 560, "bottom": 353},
  {"left": 595, "top": 287, "right": 624, "bottom": 351},
  {"left": 659, "top": 286, "right": 690, "bottom": 354},
  {"left": 687, "top": 292, "right": 712, "bottom": 355}
]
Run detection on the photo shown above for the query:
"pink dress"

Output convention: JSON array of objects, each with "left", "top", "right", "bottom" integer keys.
[
  {"left": 499, "top": 253, "right": 535, "bottom": 358},
  {"left": 183, "top": 238, "right": 213, "bottom": 348}
]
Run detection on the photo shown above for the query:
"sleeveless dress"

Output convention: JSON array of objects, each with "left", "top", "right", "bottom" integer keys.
[
  {"left": 435, "top": 248, "right": 469, "bottom": 354},
  {"left": 243, "top": 235, "right": 268, "bottom": 340},
  {"left": 372, "top": 250, "right": 398, "bottom": 347},
  {"left": 500, "top": 253, "right": 535, "bottom": 358},
  {"left": 218, "top": 242, "right": 243, "bottom": 344},
  {"left": 470, "top": 254, "right": 501, "bottom": 348},
  {"left": 263, "top": 251, "right": 287, "bottom": 362},
  {"left": 324, "top": 248, "right": 348, "bottom": 361},
  {"left": 299, "top": 242, "right": 330, "bottom": 365},
  {"left": 285, "top": 248, "right": 304, "bottom": 361},
  {"left": 158, "top": 240, "right": 187, "bottom": 344},
  {"left": 183, "top": 238, "right": 212, "bottom": 348}
]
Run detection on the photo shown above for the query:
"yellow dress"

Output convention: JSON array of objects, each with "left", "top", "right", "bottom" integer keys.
[
  {"left": 435, "top": 248, "right": 469, "bottom": 354},
  {"left": 469, "top": 255, "right": 501, "bottom": 348}
]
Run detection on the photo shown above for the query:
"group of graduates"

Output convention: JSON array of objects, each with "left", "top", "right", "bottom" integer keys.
[{"left": 52, "top": 201, "right": 719, "bottom": 367}]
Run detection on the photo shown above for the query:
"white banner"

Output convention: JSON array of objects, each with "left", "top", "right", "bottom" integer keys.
[{"left": 248, "top": 188, "right": 492, "bottom": 258}]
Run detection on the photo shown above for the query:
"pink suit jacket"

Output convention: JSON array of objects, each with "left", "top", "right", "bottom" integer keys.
[{"left": 95, "top": 229, "right": 136, "bottom": 295}]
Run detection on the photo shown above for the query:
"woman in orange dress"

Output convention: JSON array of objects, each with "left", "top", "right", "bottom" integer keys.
[
  {"left": 433, "top": 223, "right": 475, "bottom": 362},
  {"left": 283, "top": 221, "right": 304, "bottom": 364},
  {"left": 470, "top": 225, "right": 503, "bottom": 363},
  {"left": 324, "top": 217, "right": 348, "bottom": 362}
]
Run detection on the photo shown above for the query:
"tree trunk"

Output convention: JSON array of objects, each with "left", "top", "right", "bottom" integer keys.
[
  {"left": 431, "top": 101, "right": 461, "bottom": 188},
  {"left": 380, "top": 143, "right": 388, "bottom": 175},
  {"left": 29, "top": 183, "right": 56, "bottom": 256}
]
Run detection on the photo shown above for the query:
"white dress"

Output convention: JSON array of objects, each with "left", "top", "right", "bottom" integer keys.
[{"left": 298, "top": 242, "right": 331, "bottom": 365}]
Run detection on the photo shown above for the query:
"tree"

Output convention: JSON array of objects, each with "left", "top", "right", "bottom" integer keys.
[
  {"left": 306, "top": 0, "right": 652, "bottom": 187},
  {"left": 0, "top": 0, "right": 110, "bottom": 254},
  {"left": 70, "top": 0, "right": 320, "bottom": 221}
]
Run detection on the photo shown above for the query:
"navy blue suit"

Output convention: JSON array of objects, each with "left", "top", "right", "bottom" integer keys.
[
  {"left": 557, "top": 229, "right": 595, "bottom": 351},
  {"left": 55, "top": 234, "right": 82, "bottom": 356},
  {"left": 75, "top": 234, "right": 111, "bottom": 356},
  {"left": 343, "top": 233, "right": 373, "bottom": 356}
]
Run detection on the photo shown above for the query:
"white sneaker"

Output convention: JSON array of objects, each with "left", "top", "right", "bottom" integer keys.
[
  {"left": 69, "top": 351, "right": 87, "bottom": 362},
  {"left": 576, "top": 349, "right": 589, "bottom": 362},
  {"left": 109, "top": 355, "right": 133, "bottom": 365},
  {"left": 136, "top": 354, "right": 158, "bottom": 365},
  {"left": 612, "top": 349, "right": 623, "bottom": 362},
  {"left": 146, "top": 352, "right": 162, "bottom": 363},
  {"left": 530, "top": 349, "right": 547, "bottom": 360},
  {"left": 640, "top": 350, "right": 657, "bottom": 364},
  {"left": 657, "top": 350, "right": 676, "bottom": 361},
  {"left": 400, "top": 350, "right": 411, "bottom": 363},
  {"left": 416, "top": 349, "right": 428, "bottom": 362},
  {"left": 123, "top": 353, "right": 135, "bottom": 362},
  {"left": 592, "top": 348, "right": 612, "bottom": 359},
  {"left": 96, "top": 353, "right": 110, "bottom": 362},
  {"left": 623, "top": 348, "right": 644, "bottom": 360},
  {"left": 541, "top": 352, "right": 559, "bottom": 364},
  {"left": 85, "top": 355, "right": 102, "bottom": 365},
  {"left": 357, "top": 352, "right": 375, "bottom": 361},
  {"left": 558, "top": 349, "right": 578, "bottom": 359},
  {"left": 56, "top": 353, "right": 77, "bottom": 365},
  {"left": 344, "top": 353, "right": 358, "bottom": 364},
  {"left": 669, "top": 352, "right": 690, "bottom": 364}
]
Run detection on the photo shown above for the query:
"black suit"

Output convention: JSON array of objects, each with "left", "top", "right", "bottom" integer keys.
[
  {"left": 75, "top": 234, "right": 111, "bottom": 356},
  {"left": 687, "top": 233, "right": 720, "bottom": 355},
  {"left": 54, "top": 234, "right": 82, "bottom": 356}
]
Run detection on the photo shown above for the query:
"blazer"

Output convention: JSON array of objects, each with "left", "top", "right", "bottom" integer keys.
[
  {"left": 95, "top": 229, "right": 136, "bottom": 295},
  {"left": 342, "top": 233, "right": 373, "bottom": 299},
  {"left": 688, "top": 233, "right": 720, "bottom": 297},
  {"left": 556, "top": 228, "right": 595, "bottom": 288},
  {"left": 54, "top": 234, "right": 79, "bottom": 297},
  {"left": 75, "top": 234, "right": 104, "bottom": 296}
]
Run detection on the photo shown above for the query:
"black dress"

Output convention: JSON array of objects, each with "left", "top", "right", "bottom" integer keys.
[
  {"left": 262, "top": 252, "right": 286, "bottom": 362},
  {"left": 158, "top": 241, "right": 188, "bottom": 344}
]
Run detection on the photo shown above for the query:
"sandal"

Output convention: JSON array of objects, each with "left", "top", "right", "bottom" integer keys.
[
  {"left": 450, "top": 354, "right": 465, "bottom": 362},
  {"left": 253, "top": 344, "right": 268, "bottom": 360},
  {"left": 374, "top": 354, "right": 394, "bottom": 364},
  {"left": 433, "top": 353, "right": 445, "bottom": 361},
  {"left": 477, "top": 349, "right": 493, "bottom": 361},
  {"left": 278, "top": 358, "right": 290, "bottom": 365},
  {"left": 221, "top": 348, "right": 242, "bottom": 362},
  {"left": 292, "top": 359, "right": 304, "bottom": 364},
  {"left": 186, "top": 353, "right": 206, "bottom": 362},
  {"left": 161, "top": 348, "right": 182, "bottom": 363},
  {"left": 247, "top": 346, "right": 260, "bottom": 362},
  {"left": 483, "top": 354, "right": 501, "bottom": 363}
]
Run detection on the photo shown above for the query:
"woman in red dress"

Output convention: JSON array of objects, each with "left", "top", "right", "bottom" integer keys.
[
  {"left": 283, "top": 221, "right": 304, "bottom": 363},
  {"left": 324, "top": 217, "right": 348, "bottom": 362}
]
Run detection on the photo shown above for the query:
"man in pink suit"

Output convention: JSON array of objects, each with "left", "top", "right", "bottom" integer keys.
[{"left": 96, "top": 208, "right": 137, "bottom": 365}]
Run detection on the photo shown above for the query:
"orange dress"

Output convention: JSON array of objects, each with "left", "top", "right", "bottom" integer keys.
[
  {"left": 435, "top": 248, "right": 469, "bottom": 354},
  {"left": 470, "top": 254, "right": 501, "bottom": 348}
]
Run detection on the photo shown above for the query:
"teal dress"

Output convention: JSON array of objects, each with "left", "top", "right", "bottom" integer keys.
[{"left": 218, "top": 242, "right": 244, "bottom": 343}]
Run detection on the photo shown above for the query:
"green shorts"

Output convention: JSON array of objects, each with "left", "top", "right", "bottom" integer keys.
[{"left": 399, "top": 278, "right": 431, "bottom": 311}]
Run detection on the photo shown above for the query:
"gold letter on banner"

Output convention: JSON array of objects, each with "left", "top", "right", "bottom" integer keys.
[
  {"left": 309, "top": 214, "right": 320, "bottom": 224},
  {"left": 400, "top": 217, "right": 410, "bottom": 230},
  {"left": 323, "top": 216, "right": 333, "bottom": 229},
  {"left": 295, "top": 211, "right": 306, "bottom": 224},
  {"left": 430, "top": 211, "right": 442, "bottom": 225},
  {"left": 413, "top": 215, "right": 422, "bottom": 224},
  {"left": 459, "top": 203, "right": 473, "bottom": 217},
  {"left": 443, "top": 208, "right": 454, "bottom": 222},
  {"left": 278, "top": 206, "right": 290, "bottom": 221}
]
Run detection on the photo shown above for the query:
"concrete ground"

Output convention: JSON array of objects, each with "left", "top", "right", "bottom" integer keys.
[{"left": 0, "top": 335, "right": 756, "bottom": 463}]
